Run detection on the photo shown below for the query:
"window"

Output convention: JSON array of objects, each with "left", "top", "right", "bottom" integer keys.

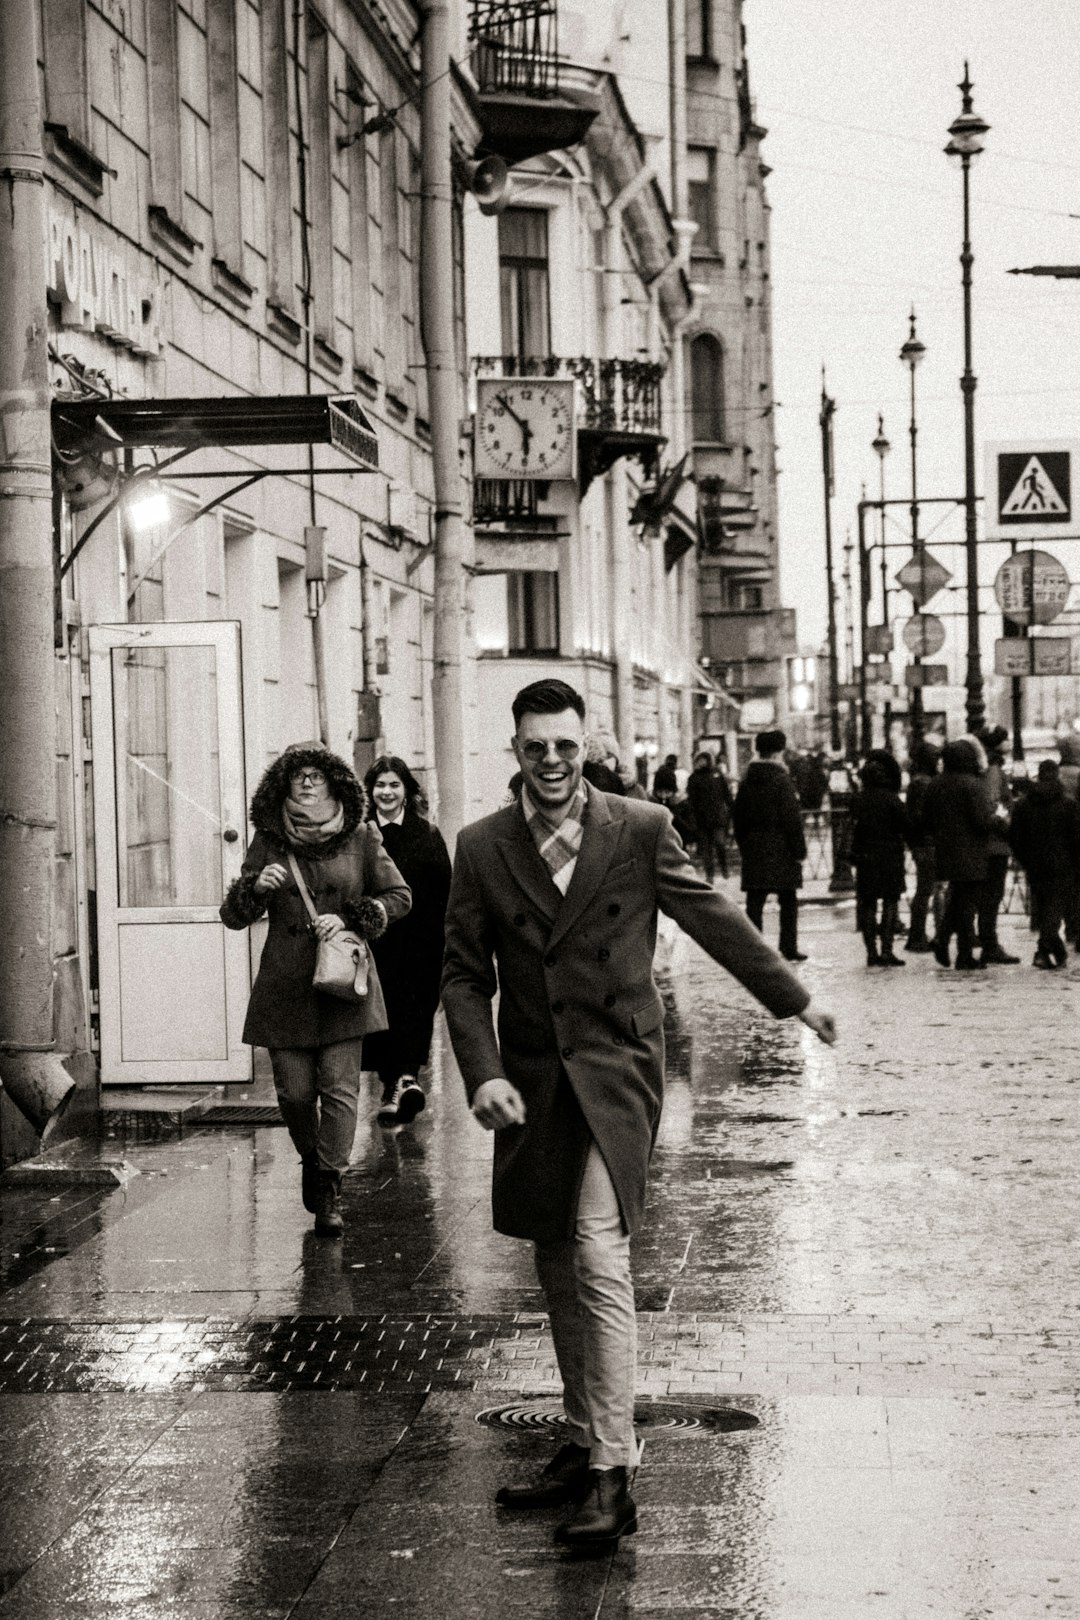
[
  {"left": 380, "top": 126, "right": 405, "bottom": 393},
  {"left": 687, "top": 147, "right": 716, "bottom": 251},
  {"left": 687, "top": 0, "right": 714, "bottom": 60},
  {"left": 345, "top": 63, "right": 373, "bottom": 375},
  {"left": 474, "top": 571, "right": 560, "bottom": 655},
  {"left": 207, "top": 0, "right": 243, "bottom": 272},
  {"left": 734, "top": 583, "right": 764, "bottom": 611},
  {"left": 146, "top": 4, "right": 184, "bottom": 227},
  {"left": 690, "top": 333, "right": 725, "bottom": 443},
  {"left": 178, "top": 2, "right": 212, "bottom": 219},
  {"left": 499, "top": 210, "right": 550, "bottom": 361},
  {"left": 305, "top": 12, "right": 334, "bottom": 342},
  {"left": 261, "top": 0, "right": 296, "bottom": 317}
]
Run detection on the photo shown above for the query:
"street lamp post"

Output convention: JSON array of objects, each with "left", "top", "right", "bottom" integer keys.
[
  {"left": 819, "top": 379, "right": 842, "bottom": 754},
  {"left": 947, "top": 64, "right": 990, "bottom": 736},
  {"left": 871, "top": 414, "right": 892, "bottom": 747},
  {"left": 899, "top": 310, "right": 926, "bottom": 741}
]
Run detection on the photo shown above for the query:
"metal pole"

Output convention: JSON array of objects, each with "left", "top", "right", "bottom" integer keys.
[
  {"left": 857, "top": 501, "right": 871, "bottom": 753},
  {"left": 875, "top": 423, "right": 893, "bottom": 747},
  {"left": 0, "top": 0, "right": 76, "bottom": 1138},
  {"left": 907, "top": 331, "right": 925, "bottom": 741},
  {"left": 842, "top": 530, "right": 857, "bottom": 760},
  {"left": 961, "top": 149, "right": 985, "bottom": 734},
  {"left": 421, "top": 0, "right": 469, "bottom": 843},
  {"left": 820, "top": 383, "right": 842, "bottom": 753}
]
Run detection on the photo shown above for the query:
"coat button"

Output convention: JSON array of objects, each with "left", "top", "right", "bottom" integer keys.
[
  {"left": 608, "top": 902, "right": 620, "bottom": 916},
  {"left": 613, "top": 1033, "right": 624, "bottom": 1046},
  {"left": 514, "top": 913, "right": 526, "bottom": 926},
  {"left": 604, "top": 993, "right": 616, "bottom": 1008},
  {"left": 561, "top": 1046, "right": 574, "bottom": 1060},
  {"left": 551, "top": 1000, "right": 564, "bottom": 1015},
  {"left": 545, "top": 952, "right": 557, "bottom": 967},
  {"left": 597, "top": 947, "right": 610, "bottom": 962}
]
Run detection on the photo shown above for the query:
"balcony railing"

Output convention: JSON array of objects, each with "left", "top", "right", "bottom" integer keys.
[
  {"left": 469, "top": 1, "right": 560, "bottom": 97},
  {"left": 476, "top": 356, "right": 664, "bottom": 438},
  {"left": 473, "top": 477, "right": 545, "bottom": 525}
]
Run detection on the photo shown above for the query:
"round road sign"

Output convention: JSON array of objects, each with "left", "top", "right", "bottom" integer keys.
[
  {"left": 993, "top": 550, "right": 1071, "bottom": 626},
  {"left": 902, "top": 614, "right": 946, "bottom": 658}
]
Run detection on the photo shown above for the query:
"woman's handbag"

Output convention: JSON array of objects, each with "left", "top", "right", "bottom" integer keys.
[{"left": 286, "top": 851, "right": 370, "bottom": 1000}]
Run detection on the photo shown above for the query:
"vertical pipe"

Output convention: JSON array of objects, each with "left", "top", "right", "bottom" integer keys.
[
  {"left": 961, "top": 149, "right": 985, "bottom": 735},
  {"left": 604, "top": 216, "right": 636, "bottom": 765},
  {"left": 420, "top": 0, "right": 468, "bottom": 843},
  {"left": 0, "top": 0, "right": 75, "bottom": 1137},
  {"left": 819, "top": 383, "right": 841, "bottom": 754},
  {"left": 668, "top": 0, "right": 688, "bottom": 221}
]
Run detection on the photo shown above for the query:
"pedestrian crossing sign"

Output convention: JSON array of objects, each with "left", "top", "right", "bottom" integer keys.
[{"left": 986, "top": 442, "right": 1074, "bottom": 539}]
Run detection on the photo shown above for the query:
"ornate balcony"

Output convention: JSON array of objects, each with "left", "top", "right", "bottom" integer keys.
[
  {"left": 475, "top": 355, "right": 666, "bottom": 493},
  {"left": 697, "top": 475, "right": 766, "bottom": 562},
  {"left": 468, "top": 2, "right": 599, "bottom": 164}
]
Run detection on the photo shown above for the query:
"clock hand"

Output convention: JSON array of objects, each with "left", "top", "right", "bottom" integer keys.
[
  {"left": 520, "top": 420, "right": 532, "bottom": 465},
  {"left": 495, "top": 393, "right": 529, "bottom": 434}
]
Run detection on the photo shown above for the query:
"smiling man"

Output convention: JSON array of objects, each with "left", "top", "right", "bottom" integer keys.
[{"left": 441, "top": 678, "right": 836, "bottom": 1551}]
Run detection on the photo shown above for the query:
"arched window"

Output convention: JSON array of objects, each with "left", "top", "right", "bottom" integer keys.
[{"left": 690, "top": 333, "right": 725, "bottom": 444}]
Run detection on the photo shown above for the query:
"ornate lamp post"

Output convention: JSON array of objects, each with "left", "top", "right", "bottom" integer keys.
[
  {"left": 871, "top": 415, "right": 893, "bottom": 746},
  {"left": 946, "top": 64, "right": 990, "bottom": 735},
  {"left": 899, "top": 310, "right": 926, "bottom": 740}
]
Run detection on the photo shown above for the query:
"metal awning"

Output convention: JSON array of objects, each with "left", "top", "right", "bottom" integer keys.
[
  {"left": 52, "top": 393, "right": 378, "bottom": 471},
  {"left": 692, "top": 664, "right": 741, "bottom": 712}
]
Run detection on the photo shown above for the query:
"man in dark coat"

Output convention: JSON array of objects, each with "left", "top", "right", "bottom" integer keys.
[
  {"left": 732, "top": 730, "right": 808, "bottom": 961},
  {"left": 922, "top": 735, "right": 996, "bottom": 970},
  {"left": 684, "top": 750, "right": 734, "bottom": 881},
  {"left": 1008, "top": 759, "right": 1080, "bottom": 967},
  {"left": 976, "top": 726, "right": 1020, "bottom": 964},
  {"left": 441, "top": 679, "right": 836, "bottom": 1550}
]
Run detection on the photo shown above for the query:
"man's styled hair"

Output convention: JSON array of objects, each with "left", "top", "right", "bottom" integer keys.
[{"left": 512, "top": 678, "right": 586, "bottom": 729}]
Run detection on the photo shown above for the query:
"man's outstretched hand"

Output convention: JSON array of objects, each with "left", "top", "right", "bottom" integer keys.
[
  {"left": 799, "top": 1000, "right": 838, "bottom": 1045},
  {"left": 472, "top": 1077, "right": 527, "bottom": 1130}
]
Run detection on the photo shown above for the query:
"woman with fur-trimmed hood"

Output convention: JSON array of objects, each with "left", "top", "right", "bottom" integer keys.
[{"left": 220, "top": 742, "right": 411, "bottom": 1234}]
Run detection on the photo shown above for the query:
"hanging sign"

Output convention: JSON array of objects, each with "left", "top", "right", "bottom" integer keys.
[
  {"left": 994, "top": 638, "right": 1072, "bottom": 677},
  {"left": 864, "top": 624, "right": 893, "bottom": 656},
  {"left": 985, "top": 442, "right": 1076, "bottom": 540},
  {"left": 902, "top": 614, "right": 946, "bottom": 657},
  {"left": 992, "top": 551, "right": 1070, "bottom": 626},
  {"left": 904, "top": 664, "right": 948, "bottom": 689},
  {"left": 895, "top": 550, "right": 951, "bottom": 608}
]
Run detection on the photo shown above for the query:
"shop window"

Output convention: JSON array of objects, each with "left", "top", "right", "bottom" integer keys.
[
  {"left": 690, "top": 333, "right": 725, "bottom": 444},
  {"left": 499, "top": 209, "right": 551, "bottom": 361}
]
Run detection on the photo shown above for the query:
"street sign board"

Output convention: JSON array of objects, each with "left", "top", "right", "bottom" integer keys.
[
  {"left": 985, "top": 441, "right": 1077, "bottom": 540},
  {"left": 902, "top": 613, "right": 946, "bottom": 657},
  {"left": 864, "top": 624, "right": 894, "bottom": 656},
  {"left": 904, "top": 663, "right": 948, "bottom": 688},
  {"left": 994, "top": 637, "right": 1073, "bottom": 677},
  {"left": 895, "top": 550, "right": 951, "bottom": 607},
  {"left": 992, "top": 550, "right": 1071, "bottom": 626}
]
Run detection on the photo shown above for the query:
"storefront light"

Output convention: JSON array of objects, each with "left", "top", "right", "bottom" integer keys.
[
  {"left": 791, "top": 682, "right": 811, "bottom": 713},
  {"left": 127, "top": 485, "right": 170, "bottom": 531}
]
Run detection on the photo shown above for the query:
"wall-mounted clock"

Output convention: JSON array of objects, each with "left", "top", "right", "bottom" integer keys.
[{"left": 474, "top": 376, "right": 577, "bottom": 482}]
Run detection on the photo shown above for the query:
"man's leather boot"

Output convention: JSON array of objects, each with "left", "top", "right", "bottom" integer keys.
[
  {"left": 496, "top": 1441, "right": 589, "bottom": 1508},
  {"left": 314, "top": 1172, "right": 344, "bottom": 1236},
  {"left": 554, "top": 1466, "right": 637, "bottom": 1548}
]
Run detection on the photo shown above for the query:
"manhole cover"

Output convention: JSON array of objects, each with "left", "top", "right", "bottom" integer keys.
[
  {"left": 201, "top": 1106, "right": 285, "bottom": 1126},
  {"left": 476, "top": 1403, "right": 758, "bottom": 1436}
]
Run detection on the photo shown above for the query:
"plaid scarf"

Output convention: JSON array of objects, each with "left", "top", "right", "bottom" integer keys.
[{"left": 522, "top": 783, "right": 586, "bottom": 896}]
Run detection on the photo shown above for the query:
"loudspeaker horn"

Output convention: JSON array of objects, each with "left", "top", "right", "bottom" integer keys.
[{"left": 468, "top": 155, "right": 512, "bottom": 216}]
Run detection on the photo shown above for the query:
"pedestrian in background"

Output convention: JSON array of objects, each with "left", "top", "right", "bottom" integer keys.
[
  {"left": 220, "top": 743, "right": 411, "bottom": 1234},
  {"left": 923, "top": 735, "right": 995, "bottom": 971},
  {"left": 582, "top": 734, "right": 625, "bottom": 796},
  {"left": 651, "top": 754, "right": 679, "bottom": 804},
  {"left": 904, "top": 740, "right": 941, "bottom": 953},
  {"left": 1007, "top": 759, "right": 1080, "bottom": 969},
  {"left": 732, "top": 730, "right": 808, "bottom": 961},
  {"left": 1056, "top": 732, "right": 1080, "bottom": 945},
  {"left": 977, "top": 726, "right": 1020, "bottom": 964},
  {"left": 685, "top": 750, "right": 734, "bottom": 882},
  {"left": 362, "top": 755, "right": 452, "bottom": 1126},
  {"left": 441, "top": 677, "right": 836, "bottom": 1551},
  {"left": 851, "top": 750, "right": 909, "bottom": 967}
]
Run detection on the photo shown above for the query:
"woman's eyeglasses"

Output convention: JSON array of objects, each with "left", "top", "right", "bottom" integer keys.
[
  {"left": 519, "top": 739, "right": 581, "bottom": 763},
  {"left": 292, "top": 770, "right": 327, "bottom": 785}
]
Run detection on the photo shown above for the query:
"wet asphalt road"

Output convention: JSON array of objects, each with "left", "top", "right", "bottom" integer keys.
[{"left": 0, "top": 898, "right": 1077, "bottom": 1618}]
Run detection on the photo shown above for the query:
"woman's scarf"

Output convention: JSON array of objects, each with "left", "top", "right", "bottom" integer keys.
[{"left": 281, "top": 796, "right": 345, "bottom": 846}]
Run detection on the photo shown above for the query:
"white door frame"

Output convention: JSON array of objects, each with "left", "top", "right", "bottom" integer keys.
[{"left": 89, "top": 620, "right": 252, "bottom": 1085}]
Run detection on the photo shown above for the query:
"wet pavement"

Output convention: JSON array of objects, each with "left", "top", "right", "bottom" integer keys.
[{"left": 1, "top": 898, "right": 1078, "bottom": 1617}]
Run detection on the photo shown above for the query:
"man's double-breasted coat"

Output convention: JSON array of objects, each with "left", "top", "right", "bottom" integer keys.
[{"left": 441, "top": 784, "right": 809, "bottom": 1245}]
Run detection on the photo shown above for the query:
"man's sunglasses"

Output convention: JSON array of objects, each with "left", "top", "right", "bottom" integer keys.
[{"left": 519, "top": 739, "right": 582, "bottom": 763}]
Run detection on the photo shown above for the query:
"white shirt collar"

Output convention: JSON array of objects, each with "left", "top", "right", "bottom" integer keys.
[{"left": 376, "top": 807, "right": 405, "bottom": 826}]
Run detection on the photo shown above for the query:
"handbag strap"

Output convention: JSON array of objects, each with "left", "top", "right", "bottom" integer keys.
[{"left": 285, "top": 850, "right": 319, "bottom": 923}]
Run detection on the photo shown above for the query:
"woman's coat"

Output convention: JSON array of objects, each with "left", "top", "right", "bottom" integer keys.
[
  {"left": 363, "top": 807, "right": 452, "bottom": 1067},
  {"left": 220, "top": 746, "right": 411, "bottom": 1048},
  {"left": 441, "top": 785, "right": 809, "bottom": 1245},
  {"left": 921, "top": 739, "right": 995, "bottom": 883},
  {"left": 732, "top": 760, "right": 807, "bottom": 891}
]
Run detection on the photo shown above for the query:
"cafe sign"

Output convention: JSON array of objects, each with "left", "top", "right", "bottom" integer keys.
[{"left": 46, "top": 203, "right": 162, "bottom": 357}]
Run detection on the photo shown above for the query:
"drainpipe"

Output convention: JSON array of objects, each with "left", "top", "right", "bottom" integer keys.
[
  {"left": 0, "top": 0, "right": 76, "bottom": 1139},
  {"left": 419, "top": 0, "right": 468, "bottom": 843}
]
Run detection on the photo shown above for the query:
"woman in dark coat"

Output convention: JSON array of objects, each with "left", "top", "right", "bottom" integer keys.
[
  {"left": 220, "top": 742, "right": 411, "bottom": 1234},
  {"left": 904, "top": 740, "right": 941, "bottom": 952},
  {"left": 362, "top": 755, "right": 452, "bottom": 1125},
  {"left": 1007, "top": 759, "right": 1080, "bottom": 968},
  {"left": 851, "top": 750, "right": 909, "bottom": 966},
  {"left": 732, "top": 730, "right": 808, "bottom": 960},
  {"left": 921, "top": 735, "right": 995, "bottom": 970}
]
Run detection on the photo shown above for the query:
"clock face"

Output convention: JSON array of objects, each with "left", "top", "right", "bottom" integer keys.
[{"left": 475, "top": 378, "right": 576, "bottom": 481}]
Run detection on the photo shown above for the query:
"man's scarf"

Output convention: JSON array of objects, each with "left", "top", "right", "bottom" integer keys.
[
  {"left": 523, "top": 784, "right": 586, "bottom": 896},
  {"left": 281, "top": 796, "right": 345, "bottom": 846}
]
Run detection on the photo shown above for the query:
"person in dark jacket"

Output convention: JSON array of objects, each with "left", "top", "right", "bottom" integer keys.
[
  {"left": 904, "top": 741, "right": 941, "bottom": 952},
  {"left": 732, "top": 730, "right": 808, "bottom": 961},
  {"left": 685, "top": 751, "right": 734, "bottom": 881},
  {"left": 976, "top": 726, "right": 1020, "bottom": 964},
  {"left": 851, "top": 750, "right": 909, "bottom": 966},
  {"left": 1007, "top": 759, "right": 1080, "bottom": 968},
  {"left": 922, "top": 735, "right": 995, "bottom": 970},
  {"left": 220, "top": 742, "right": 411, "bottom": 1234},
  {"left": 651, "top": 754, "right": 679, "bottom": 803},
  {"left": 362, "top": 755, "right": 452, "bottom": 1125},
  {"left": 1056, "top": 733, "right": 1080, "bottom": 944}
]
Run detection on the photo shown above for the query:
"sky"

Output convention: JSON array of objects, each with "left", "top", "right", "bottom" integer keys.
[{"left": 745, "top": 0, "right": 1080, "bottom": 662}]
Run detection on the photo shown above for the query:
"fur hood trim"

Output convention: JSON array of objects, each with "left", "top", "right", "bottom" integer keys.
[{"left": 249, "top": 743, "right": 367, "bottom": 859}]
